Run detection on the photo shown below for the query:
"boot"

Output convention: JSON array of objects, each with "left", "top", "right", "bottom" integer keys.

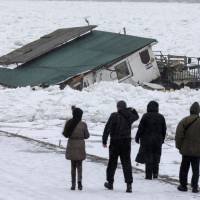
[
  {"left": 177, "top": 185, "right": 188, "bottom": 192},
  {"left": 104, "top": 182, "right": 113, "bottom": 190},
  {"left": 192, "top": 187, "right": 199, "bottom": 193},
  {"left": 145, "top": 164, "right": 153, "bottom": 180},
  {"left": 71, "top": 182, "right": 75, "bottom": 190},
  {"left": 145, "top": 175, "right": 152, "bottom": 180},
  {"left": 153, "top": 174, "right": 158, "bottom": 179},
  {"left": 71, "top": 162, "right": 76, "bottom": 190},
  {"left": 78, "top": 181, "right": 83, "bottom": 190},
  {"left": 152, "top": 163, "right": 159, "bottom": 179},
  {"left": 126, "top": 183, "right": 132, "bottom": 193}
]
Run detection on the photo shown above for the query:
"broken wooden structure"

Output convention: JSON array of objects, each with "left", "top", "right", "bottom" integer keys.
[{"left": 154, "top": 51, "right": 200, "bottom": 89}]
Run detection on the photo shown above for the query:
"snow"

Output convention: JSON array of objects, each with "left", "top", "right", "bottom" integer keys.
[
  {"left": 0, "top": 1, "right": 200, "bottom": 57},
  {"left": 0, "top": 0, "right": 200, "bottom": 198},
  {"left": 1, "top": 132, "right": 200, "bottom": 200},
  {"left": 0, "top": 82, "right": 199, "bottom": 180},
  {"left": 0, "top": 82, "right": 199, "bottom": 137}
]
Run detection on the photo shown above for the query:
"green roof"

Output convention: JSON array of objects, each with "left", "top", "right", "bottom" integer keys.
[{"left": 0, "top": 30, "right": 156, "bottom": 88}]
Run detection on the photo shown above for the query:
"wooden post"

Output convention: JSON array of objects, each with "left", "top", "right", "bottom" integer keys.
[{"left": 59, "top": 140, "right": 61, "bottom": 147}]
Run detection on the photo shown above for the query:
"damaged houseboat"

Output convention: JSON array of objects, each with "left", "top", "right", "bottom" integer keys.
[{"left": 0, "top": 25, "right": 161, "bottom": 90}]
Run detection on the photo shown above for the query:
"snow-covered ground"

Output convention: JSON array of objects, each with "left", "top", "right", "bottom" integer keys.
[
  {"left": 0, "top": 82, "right": 199, "bottom": 179},
  {"left": 1, "top": 132, "right": 200, "bottom": 200},
  {"left": 0, "top": 0, "right": 200, "bottom": 198}
]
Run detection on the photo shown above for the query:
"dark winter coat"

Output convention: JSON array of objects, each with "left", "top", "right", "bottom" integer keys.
[
  {"left": 175, "top": 103, "right": 200, "bottom": 157},
  {"left": 65, "top": 121, "right": 90, "bottom": 161},
  {"left": 135, "top": 101, "right": 166, "bottom": 164},
  {"left": 102, "top": 108, "right": 139, "bottom": 145}
]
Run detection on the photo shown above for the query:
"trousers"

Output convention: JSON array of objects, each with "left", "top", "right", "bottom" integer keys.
[
  {"left": 145, "top": 163, "right": 159, "bottom": 179},
  {"left": 71, "top": 160, "right": 82, "bottom": 184},
  {"left": 179, "top": 156, "right": 200, "bottom": 188},
  {"left": 106, "top": 139, "right": 133, "bottom": 184}
]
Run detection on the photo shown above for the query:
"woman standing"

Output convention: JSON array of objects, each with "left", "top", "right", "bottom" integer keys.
[
  {"left": 63, "top": 106, "right": 90, "bottom": 190},
  {"left": 135, "top": 101, "right": 166, "bottom": 180}
]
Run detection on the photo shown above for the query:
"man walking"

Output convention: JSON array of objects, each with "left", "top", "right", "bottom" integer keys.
[
  {"left": 175, "top": 102, "right": 200, "bottom": 193},
  {"left": 102, "top": 100, "right": 139, "bottom": 193}
]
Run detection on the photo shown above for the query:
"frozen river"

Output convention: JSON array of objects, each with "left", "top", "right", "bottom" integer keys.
[{"left": 0, "top": 0, "right": 200, "bottom": 57}]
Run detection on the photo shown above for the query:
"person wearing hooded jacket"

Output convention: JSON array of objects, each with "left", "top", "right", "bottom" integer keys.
[
  {"left": 63, "top": 106, "right": 90, "bottom": 191},
  {"left": 175, "top": 102, "right": 200, "bottom": 193},
  {"left": 135, "top": 101, "right": 166, "bottom": 180},
  {"left": 102, "top": 100, "right": 139, "bottom": 193}
]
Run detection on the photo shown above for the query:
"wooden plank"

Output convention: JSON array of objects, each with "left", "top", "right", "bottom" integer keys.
[{"left": 0, "top": 25, "right": 97, "bottom": 65}]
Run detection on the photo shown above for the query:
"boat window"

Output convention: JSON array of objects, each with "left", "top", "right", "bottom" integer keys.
[
  {"left": 115, "top": 61, "right": 130, "bottom": 80},
  {"left": 140, "top": 49, "right": 150, "bottom": 64}
]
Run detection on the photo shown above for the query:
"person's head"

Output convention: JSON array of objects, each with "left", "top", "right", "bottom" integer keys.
[
  {"left": 72, "top": 107, "right": 83, "bottom": 120},
  {"left": 71, "top": 105, "right": 76, "bottom": 112},
  {"left": 190, "top": 102, "right": 200, "bottom": 115},
  {"left": 147, "top": 101, "right": 159, "bottom": 113},
  {"left": 117, "top": 100, "right": 127, "bottom": 111}
]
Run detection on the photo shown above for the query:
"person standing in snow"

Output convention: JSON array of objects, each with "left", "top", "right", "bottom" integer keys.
[
  {"left": 175, "top": 102, "right": 200, "bottom": 193},
  {"left": 102, "top": 100, "right": 139, "bottom": 193},
  {"left": 63, "top": 106, "right": 90, "bottom": 190},
  {"left": 135, "top": 101, "right": 166, "bottom": 180}
]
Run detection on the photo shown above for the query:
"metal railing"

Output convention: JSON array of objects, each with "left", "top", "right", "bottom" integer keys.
[{"left": 153, "top": 51, "right": 200, "bottom": 83}]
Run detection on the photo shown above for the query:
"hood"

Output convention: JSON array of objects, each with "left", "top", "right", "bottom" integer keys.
[
  {"left": 117, "top": 100, "right": 127, "bottom": 111},
  {"left": 72, "top": 107, "right": 83, "bottom": 120},
  {"left": 147, "top": 101, "right": 159, "bottom": 113},
  {"left": 190, "top": 102, "right": 200, "bottom": 115}
]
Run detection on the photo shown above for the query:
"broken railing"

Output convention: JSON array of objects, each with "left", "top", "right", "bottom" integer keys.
[{"left": 154, "top": 51, "right": 200, "bottom": 83}]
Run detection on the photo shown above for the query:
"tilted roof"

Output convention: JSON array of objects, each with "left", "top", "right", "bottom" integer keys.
[
  {"left": 0, "top": 25, "right": 97, "bottom": 65},
  {"left": 0, "top": 29, "right": 157, "bottom": 88}
]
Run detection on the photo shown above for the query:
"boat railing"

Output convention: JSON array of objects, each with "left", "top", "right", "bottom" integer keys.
[{"left": 153, "top": 51, "right": 200, "bottom": 82}]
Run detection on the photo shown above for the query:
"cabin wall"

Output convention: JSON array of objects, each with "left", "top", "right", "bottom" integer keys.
[
  {"left": 82, "top": 45, "right": 160, "bottom": 87},
  {"left": 82, "top": 66, "right": 118, "bottom": 87},
  {"left": 127, "top": 46, "right": 160, "bottom": 83}
]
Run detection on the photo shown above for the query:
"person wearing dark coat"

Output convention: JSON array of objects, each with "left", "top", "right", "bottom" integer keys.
[
  {"left": 175, "top": 102, "right": 200, "bottom": 193},
  {"left": 63, "top": 106, "right": 90, "bottom": 191},
  {"left": 102, "top": 100, "right": 139, "bottom": 193},
  {"left": 135, "top": 101, "right": 166, "bottom": 180}
]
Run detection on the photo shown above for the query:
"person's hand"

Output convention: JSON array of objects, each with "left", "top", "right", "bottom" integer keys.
[{"left": 103, "top": 144, "right": 107, "bottom": 148}]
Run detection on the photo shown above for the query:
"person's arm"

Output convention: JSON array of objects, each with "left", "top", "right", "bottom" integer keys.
[
  {"left": 84, "top": 123, "right": 90, "bottom": 139},
  {"left": 175, "top": 120, "right": 185, "bottom": 150},
  {"left": 129, "top": 108, "right": 139, "bottom": 124},
  {"left": 102, "top": 114, "right": 115, "bottom": 146},
  {"left": 135, "top": 115, "right": 145, "bottom": 144},
  {"left": 62, "top": 120, "right": 70, "bottom": 138}
]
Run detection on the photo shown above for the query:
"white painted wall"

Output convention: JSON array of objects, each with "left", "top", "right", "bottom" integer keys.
[
  {"left": 83, "top": 45, "right": 160, "bottom": 87},
  {"left": 127, "top": 46, "right": 160, "bottom": 83}
]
